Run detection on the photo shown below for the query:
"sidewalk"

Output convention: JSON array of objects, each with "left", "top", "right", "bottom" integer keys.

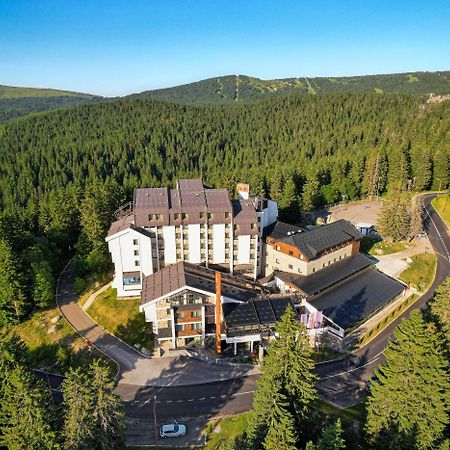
[{"left": 57, "top": 261, "right": 259, "bottom": 388}]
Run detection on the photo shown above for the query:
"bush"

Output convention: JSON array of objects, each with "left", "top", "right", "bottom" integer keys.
[{"left": 74, "top": 277, "right": 87, "bottom": 294}]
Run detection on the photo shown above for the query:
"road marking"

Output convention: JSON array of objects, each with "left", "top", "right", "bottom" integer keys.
[
  {"left": 424, "top": 198, "right": 450, "bottom": 262},
  {"left": 209, "top": 396, "right": 216, "bottom": 399},
  {"left": 319, "top": 350, "right": 384, "bottom": 380},
  {"left": 199, "top": 397, "right": 205, "bottom": 401}
]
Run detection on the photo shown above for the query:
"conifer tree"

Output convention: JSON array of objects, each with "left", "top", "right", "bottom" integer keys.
[
  {"left": 365, "top": 310, "right": 450, "bottom": 450},
  {"left": 262, "top": 386, "right": 297, "bottom": 450},
  {"left": 315, "top": 419, "right": 345, "bottom": 450},
  {"left": 0, "top": 365, "right": 60, "bottom": 449},
  {"left": 302, "top": 175, "right": 321, "bottom": 211},
  {"left": 246, "top": 305, "right": 316, "bottom": 449},
  {"left": 430, "top": 277, "right": 450, "bottom": 351},
  {"left": 378, "top": 187, "right": 412, "bottom": 240},
  {"left": 0, "top": 238, "right": 27, "bottom": 325},
  {"left": 62, "top": 360, "right": 125, "bottom": 450},
  {"left": 432, "top": 150, "right": 449, "bottom": 190}
]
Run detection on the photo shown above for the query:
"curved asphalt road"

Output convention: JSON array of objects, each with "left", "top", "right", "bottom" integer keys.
[{"left": 49, "top": 194, "right": 449, "bottom": 445}]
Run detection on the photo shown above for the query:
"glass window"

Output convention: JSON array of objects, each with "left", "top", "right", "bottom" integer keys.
[
  {"left": 134, "top": 260, "right": 140, "bottom": 267},
  {"left": 191, "top": 323, "right": 202, "bottom": 330},
  {"left": 276, "top": 246, "right": 280, "bottom": 251},
  {"left": 133, "top": 239, "right": 138, "bottom": 245},
  {"left": 134, "top": 249, "right": 139, "bottom": 256},
  {"left": 123, "top": 275, "right": 141, "bottom": 286},
  {"left": 224, "top": 212, "right": 230, "bottom": 218},
  {"left": 175, "top": 324, "right": 185, "bottom": 331},
  {"left": 199, "top": 212, "right": 206, "bottom": 219},
  {"left": 191, "top": 311, "right": 201, "bottom": 318},
  {"left": 176, "top": 312, "right": 184, "bottom": 319},
  {"left": 288, "top": 264, "right": 293, "bottom": 270}
]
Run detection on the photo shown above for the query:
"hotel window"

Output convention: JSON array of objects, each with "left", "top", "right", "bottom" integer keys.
[
  {"left": 312, "top": 267, "right": 316, "bottom": 272},
  {"left": 134, "top": 250, "right": 139, "bottom": 256},
  {"left": 191, "top": 311, "right": 201, "bottom": 318},
  {"left": 298, "top": 268, "right": 302, "bottom": 273},
  {"left": 133, "top": 239, "right": 138, "bottom": 245},
  {"left": 224, "top": 212, "right": 230, "bottom": 218},
  {"left": 134, "top": 260, "right": 140, "bottom": 267},
  {"left": 288, "top": 264, "right": 293, "bottom": 270},
  {"left": 251, "top": 223, "right": 257, "bottom": 230},
  {"left": 207, "top": 213, "right": 213, "bottom": 219},
  {"left": 192, "top": 323, "right": 202, "bottom": 330},
  {"left": 176, "top": 312, "right": 184, "bottom": 319},
  {"left": 175, "top": 213, "right": 182, "bottom": 220},
  {"left": 199, "top": 212, "right": 206, "bottom": 219},
  {"left": 175, "top": 324, "right": 186, "bottom": 332},
  {"left": 182, "top": 213, "right": 189, "bottom": 220},
  {"left": 276, "top": 246, "right": 280, "bottom": 251}
]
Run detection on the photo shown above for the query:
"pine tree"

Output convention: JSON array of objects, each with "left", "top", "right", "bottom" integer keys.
[
  {"left": 410, "top": 196, "right": 424, "bottom": 237},
  {"left": 0, "top": 365, "right": 60, "bottom": 449},
  {"left": 0, "top": 238, "right": 27, "bottom": 325},
  {"left": 262, "top": 385, "right": 297, "bottom": 450},
  {"left": 432, "top": 150, "right": 449, "bottom": 190},
  {"left": 62, "top": 360, "right": 125, "bottom": 450},
  {"left": 430, "top": 277, "right": 450, "bottom": 351},
  {"left": 412, "top": 147, "right": 432, "bottom": 191},
  {"left": 315, "top": 419, "right": 345, "bottom": 450},
  {"left": 246, "top": 305, "right": 317, "bottom": 448},
  {"left": 378, "top": 187, "right": 412, "bottom": 241},
  {"left": 31, "top": 261, "right": 55, "bottom": 308},
  {"left": 302, "top": 175, "right": 321, "bottom": 211},
  {"left": 365, "top": 310, "right": 450, "bottom": 449}
]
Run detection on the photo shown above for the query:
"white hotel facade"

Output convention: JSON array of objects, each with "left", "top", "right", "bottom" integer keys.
[{"left": 106, "top": 179, "right": 278, "bottom": 297}]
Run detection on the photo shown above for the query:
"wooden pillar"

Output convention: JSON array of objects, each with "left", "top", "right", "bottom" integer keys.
[{"left": 215, "top": 271, "right": 222, "bottom": 355}]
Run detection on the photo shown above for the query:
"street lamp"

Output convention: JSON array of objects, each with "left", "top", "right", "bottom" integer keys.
[{"left": 153, "top": 395, "right": 159, "bottom": 450}]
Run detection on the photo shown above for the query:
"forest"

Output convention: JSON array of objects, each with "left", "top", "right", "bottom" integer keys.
[
  {"left": 132, "top": 71, "right": 450, "bottom": 104},
  {"left": 0, "top": 92, "right": 449, "bottom": 324}
]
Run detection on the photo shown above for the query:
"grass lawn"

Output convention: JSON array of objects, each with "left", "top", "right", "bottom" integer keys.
[
  {"left": 204, "top": 412, "right": 250, "bottom": 450},
  {"left": 432, "top": 195, "right": 450, "bottom": 229},
  {"left": 87, "top": 287, "right": 154, "bottom": 352},
  {"left": 399, "top": 253, "right": 436, "bottom": 291},
  {"left": 6, "top": 306, "right": 113, "bottom": 374},
  {"left": 368, "top": 240, "right": 409, "bottom": 256}
]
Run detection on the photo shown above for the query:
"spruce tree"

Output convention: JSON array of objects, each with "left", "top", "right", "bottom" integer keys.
[
  {"left": 315, "top": 419, "right": 345, "bottom": 450},
  {"left": 0, "top": 365, "right": 60, "bottom": 449},
  {"left": 262, "top": 382, "right": 297, "bottom": 450},
  {"left": 365, "top": 310, "right": 450, "bottom": 449},
  {"left": 432, "top": 150, "right": 449, "bottom": 190},
  {"left": 246, "top": 305, "right": 317, "bottom": 448},
  {"left": 0, "top": 238, "right": 27, "bottom": 325},
  {"left": 378, "top": 187, "right": 412, "bottom": 241},
  {"left": 430, "top": 277, "right": 450, "bottom": 351},
  {"left": 62, "top": 360, "right": 125, "bottom": 450}
]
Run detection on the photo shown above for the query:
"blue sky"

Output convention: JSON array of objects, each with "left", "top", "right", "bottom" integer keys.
[{"left": 1, "top": 0, "right": 449, "bottom": 96}]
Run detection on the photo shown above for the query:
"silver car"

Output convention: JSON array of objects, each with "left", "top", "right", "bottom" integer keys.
[{"left": 160, "top": 422, "right": 187, "bottom": 438}]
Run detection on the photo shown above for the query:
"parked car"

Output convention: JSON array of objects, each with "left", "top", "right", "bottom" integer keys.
[
  {"left": 160, "top": 422, "right": 187, "bottom": 438},
  {"left": 416, "top": 231, "right": 427, "bottom": 239}
]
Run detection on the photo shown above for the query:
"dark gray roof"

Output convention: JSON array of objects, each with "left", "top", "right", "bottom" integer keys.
[
  {"left": 223, "top": 297, "right": 294, "bottom": 329},
  {"left": 263, "top": 221, "right": 304, "bottom": 239},
  {"left": 270, "top": 219, "right": 362, "bottom": 260},
  {"left": 141, "top": 262, "right": 263, "bottom": 306},
  {"left": 275, "top": 253, "right": 372, "bottom": 296},
  {"left": 309, "top": 268, "right": 405, "bottom": 329}
]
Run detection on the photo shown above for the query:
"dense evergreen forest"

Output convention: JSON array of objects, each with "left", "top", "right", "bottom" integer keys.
[
  {"left": 0, "top": 92, "right": 449, "bottom": 324},
  {"left": 0, "top": 85, "right": 101, "bottom": 123},
  {"left": 132, "top": 71, "right": 450, "bottom": 104}
]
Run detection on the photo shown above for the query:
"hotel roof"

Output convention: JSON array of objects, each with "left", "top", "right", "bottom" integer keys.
[
  {"left": 275, "top": 253, "right": 372, "bottom": 296},
  {"left": 140, "top": 261, "right": 263, "bottom": 307},
  {"left": 267, "top": 219, "right": 362, "bottom": 260}
]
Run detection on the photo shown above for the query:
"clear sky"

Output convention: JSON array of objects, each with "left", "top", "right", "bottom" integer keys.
[{"left": 1, "top": 0, "right": 449, "bottom": 96}]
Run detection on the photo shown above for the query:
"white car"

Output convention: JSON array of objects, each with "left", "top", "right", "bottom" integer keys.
[{"left": 160, "top": 423, "right": 187, "bottom": 438}]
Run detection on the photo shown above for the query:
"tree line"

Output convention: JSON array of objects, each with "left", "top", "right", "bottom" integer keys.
[{"left": 0, "top": 92, "right": 448, "bottom": 326}]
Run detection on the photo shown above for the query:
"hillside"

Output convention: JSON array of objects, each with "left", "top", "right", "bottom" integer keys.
[
  {"left": 131, "top": 71, "right": 450, "bottom": 104},
  {"left": 0, "top": 85, "right": 102, "bottom": 123}
]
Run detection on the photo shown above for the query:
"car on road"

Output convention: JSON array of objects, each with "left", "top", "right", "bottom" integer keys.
[
  {"left": 416, "top": 231, "right": 427, "bottom": 239},
  {"left": 160, "top": 422, "right": 187, "bottom": 438}
]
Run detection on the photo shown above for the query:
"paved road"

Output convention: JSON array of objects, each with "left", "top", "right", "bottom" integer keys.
[{"left": 53, "top": 194, "right": 449, "bottom": 446}]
